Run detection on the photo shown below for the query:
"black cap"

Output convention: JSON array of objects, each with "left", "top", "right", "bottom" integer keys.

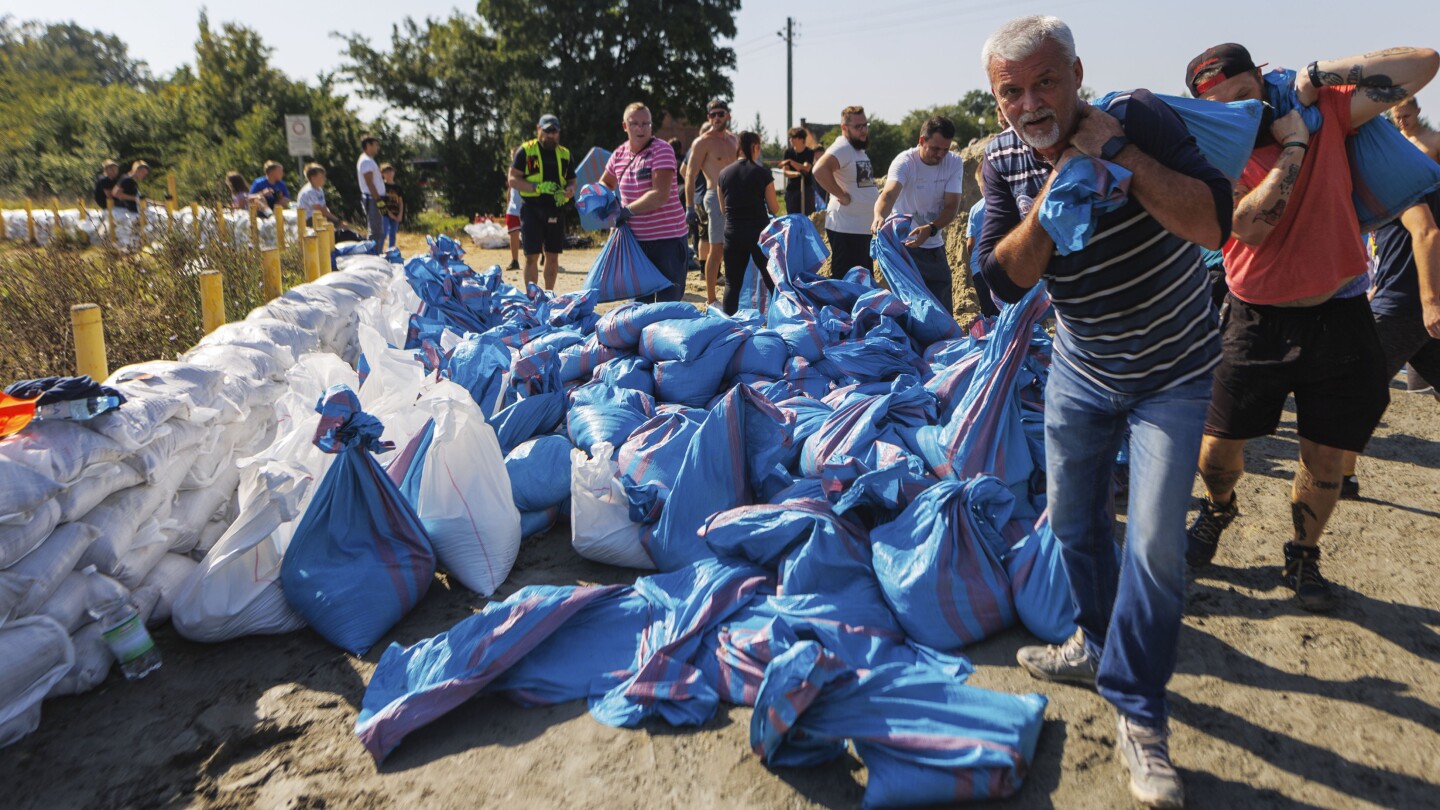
[
  {"left": 1186, "top": 43, "right": 1260, "bottom": 97},
  {"left": 706, "top": 99, "right": 729, "bottom": 113},
  {"left": 538, "top": 114, "right": 560, "bottom": 131}
]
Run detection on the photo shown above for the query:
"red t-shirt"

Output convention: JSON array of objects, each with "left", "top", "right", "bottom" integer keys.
[{"left": 1223, "top": 86, "right": 1366, "bottom": 304}]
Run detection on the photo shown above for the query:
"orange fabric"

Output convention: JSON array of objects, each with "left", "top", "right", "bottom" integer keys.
[
  {"left": 1223, "top": 87, "right": 1366, "bottom": 304},
  {"left": 0, "top": 393, "right": 38, "bottom": 438}
]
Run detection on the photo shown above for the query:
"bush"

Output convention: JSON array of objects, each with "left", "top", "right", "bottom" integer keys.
[{"left": 414, "top": 211, "right": 469, "bottom": 236}]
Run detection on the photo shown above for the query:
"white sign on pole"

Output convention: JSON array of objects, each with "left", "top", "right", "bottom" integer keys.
[{"left": 285, "top": 115, "right": 314, "bottom": 156}]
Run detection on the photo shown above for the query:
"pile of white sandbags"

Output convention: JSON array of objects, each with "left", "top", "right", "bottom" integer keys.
[
  {"left": 0, "top": 254, "right": 395, "bottom": 747},
  {"left": 0, "top": 207, "right": 303, "bottom": 251}
]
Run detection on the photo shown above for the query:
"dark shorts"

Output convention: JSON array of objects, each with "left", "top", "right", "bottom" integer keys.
[
  {"left": 1373, "top": 311, "right": 1440, "bottom": 387},
  {"left": 520, "top": 203, "right": 565, "bottom": 255},
  {"left": 826, "top": 229, "right": 873, "bottom": 278},
  {"left": 1206, "top": 293, "right": 1390, "bottom": 452}
]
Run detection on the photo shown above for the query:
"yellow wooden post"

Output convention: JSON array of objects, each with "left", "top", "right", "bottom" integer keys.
[
  {"left": 318, "top": 221, "right": 334, "bottom": 272},
  {"left": 215, "top": 202, "right": 229, "bottom": 247},
  {"left": 190, "top": 202, "right": 201, "bottom": 242},
  {"left": 261, "top": 247, "right": 282, "bottom": 300},
  {"left": 200, "top": 270, "right": 225, "bottom": 334},
  {"left": 70, "top": 304, "right": 108, "bottom": 381},
  {"left": 274, "top": 203, "right": 287, "bottom": 253},
  {"left": 24, "top": 198, "right": 36, "bottom": 244},
  {"left": 137, "top": 199, "right": 146, "bottom": 246},
  {"left": 165, "top": 175, "right": 177, "bottom": 224},
  {"left": 106, "top": 197, "right": 116, "bottom": 246},
  {"left": 248, "top": 204, "right": 260, "bottom": 250},
  {"left": 50, "top": 198, "right": 63, "bottom": 242},
  {"left": 77, "top": 197, "right": 88, "bottom": 236},
  {"left": 302, "top": 232, "right": 320, "bottom": 282}
]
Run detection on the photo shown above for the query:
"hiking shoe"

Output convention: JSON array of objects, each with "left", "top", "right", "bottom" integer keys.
[
  {"left": 1017, "top": 629, "right": 1097, "bottom": 688},
  {"left": 1340, "top": 475, "right": 1360, "bottom": 501},
  {"left": 1282, "top": 543, "right": 1337, "bottom": 612},
  {"left": 506, "top": 259, "right": 520, "bottom": 271},
  {"left": 1185, "top": 495, "right": 1237, "bottom": 568},
  {"left": 1116, "top": 715, "right": 1184, "bottom": 808}
]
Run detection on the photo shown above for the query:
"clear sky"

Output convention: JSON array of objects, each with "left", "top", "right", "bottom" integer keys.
[{"left": 14, "top": 1, "right": 1440, "bottom": 138}]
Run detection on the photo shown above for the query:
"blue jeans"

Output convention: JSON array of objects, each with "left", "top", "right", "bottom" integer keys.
[
  {"left": 636, "top": 236, "right": 688, "bottom": 303},
  {"left": 382, "top": 216, "right": 398, "bottom": 249},
  {"left": 1044, "top": 356, "right": 1210, "bottom": 726}
]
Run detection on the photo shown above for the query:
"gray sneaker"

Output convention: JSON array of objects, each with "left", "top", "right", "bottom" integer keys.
[
  {"left": 1116, "top": 715, "right": 1184, "bottom": 808},
  {"left": 1016, "top": 629, "right": 1097, "bottom": 688}
]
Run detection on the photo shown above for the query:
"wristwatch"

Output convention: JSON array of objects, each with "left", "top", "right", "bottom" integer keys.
[{"left": 1100, "top": 135, "right": 1131, "bottom": 161}]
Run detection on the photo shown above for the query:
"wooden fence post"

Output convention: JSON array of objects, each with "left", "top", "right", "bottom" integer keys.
[
  {"left": 24, "top": 198, "right": 36, "bottom": 244},
  {"left": 302, "top": 232, "right": 320, "bottom": 282},
  {"left": 200, "top": 270, "right": 225, "bottom": 334},
  {"left": 71, "top": 304, "right": 108, "bottom": 381},
  {"left": 261, "top": 247, "right": 282, "bottom": 300}
]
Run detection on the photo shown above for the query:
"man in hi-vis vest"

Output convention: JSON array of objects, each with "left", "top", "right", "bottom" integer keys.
[{"left": 508, "top": 114, "right": 577, "bottom": 290}]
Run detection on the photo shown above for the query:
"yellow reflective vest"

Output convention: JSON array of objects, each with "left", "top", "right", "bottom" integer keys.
[{"left": 519, "top": 140, "right": 570, "bottom": 198}]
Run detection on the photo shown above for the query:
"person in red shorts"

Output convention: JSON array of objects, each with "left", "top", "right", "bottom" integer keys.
[{"left": 1183, "top": 42, "right": 1438, "bottom": 610}]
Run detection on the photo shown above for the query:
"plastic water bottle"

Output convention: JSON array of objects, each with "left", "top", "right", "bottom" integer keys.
[
  {"left": 82, "top": 566, "right": 162, "bottom": 680},
  {"left": 33, "top": 395, "right": 120, "bottom": 422}
]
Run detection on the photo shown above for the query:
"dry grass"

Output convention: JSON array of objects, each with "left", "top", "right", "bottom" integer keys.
[{"left": 0, "top": 230, "right": 306, "bottom": 382}]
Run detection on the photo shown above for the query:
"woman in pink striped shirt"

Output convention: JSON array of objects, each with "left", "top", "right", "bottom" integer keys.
[{"left": 602, "top": 102, "right": 691, "bottom": 302}]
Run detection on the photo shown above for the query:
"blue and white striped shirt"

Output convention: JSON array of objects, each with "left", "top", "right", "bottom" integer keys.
[{"left": 976, "top": 89, "right": 1232, "bottom": 394}]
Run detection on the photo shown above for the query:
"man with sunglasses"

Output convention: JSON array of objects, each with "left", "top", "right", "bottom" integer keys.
[
  {"left": 509, "top": 114, "right": 577, "bottom": 291},
  {"left": 685, "top": 100, "right": 741, "bottom": 306},
  {"left": 814, "top": 105, "right": 879, "bottom": 276}
]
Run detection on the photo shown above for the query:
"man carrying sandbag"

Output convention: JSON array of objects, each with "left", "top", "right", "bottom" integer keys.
[
  {"left": 873, "top": 114, "right": 965, "bottom": 312},
  {"left": 974, "top": 16, "right": 1233, "bottom": 808},
  {"left": 1183, "top": 43, "right": 1438, "bottom": 610},
  {"left": 508, "top": 114, "right": 576, "bottom": 291}
]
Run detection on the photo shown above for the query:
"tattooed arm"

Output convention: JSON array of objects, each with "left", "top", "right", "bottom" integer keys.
[
  {"left": 1232, "top": 110, "right": 1308, "bottom": 245},
  {"left": 1294, "top": 47, "right": 1440, "bottom": 127}
]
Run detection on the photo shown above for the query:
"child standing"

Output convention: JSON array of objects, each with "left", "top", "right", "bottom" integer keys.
[{"left": 380, "top": 163, "right": 403, "bottom": 250}]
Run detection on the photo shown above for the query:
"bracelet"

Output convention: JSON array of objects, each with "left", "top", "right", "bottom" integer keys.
[
  {"left": 1281, "top": 141, "right": 1309, "bottom": 152},
  {"left": 1307, "top": 61, "right": 1323, "bottom": 88}
]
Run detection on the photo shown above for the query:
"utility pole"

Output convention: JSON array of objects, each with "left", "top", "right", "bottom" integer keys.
[{"left": 778, "top": 17, "right": 796, "bottom": 129}]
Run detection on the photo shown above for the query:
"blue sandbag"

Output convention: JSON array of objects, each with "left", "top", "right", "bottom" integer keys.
[
  {"left": 519, "top": 505, "right": 561, "bottom": 539},
  {"left": 652, "top": 329, "right": 746, "bottom": 407},
  {"left": 575, "top": 182, "right": 620, "bottom": 227},
  {"left": 782, "top": 356, "right": 838, "bottom": 400},
  {"left": 574, "top": 147, "right": 615, "bottom": 231},
  {"left": 593, "top": 355, "right": 655, "bottom": 395},
  {"left": 823, "top": 337, "right": 927, "bottom": 384},
  {"left": 280, "top": 386, "right": 435, "bottom": 656},
  {"left": 582, "top": 225, "right": 675, "bottom": 303},
  {"left": 1153, "top": 93, "right": 1264, "bottom": 181},
  {"left": 1005, "top": 511, "right": 1076, "bottom": 644},
  {"left": 518, "top": 328, "right": 583, "bottom": 359},
  {"left": 1038, "top": 156, "right": 1133, "bottom": 255},
  {"left": 506, "top": 435, "right": 576, "bottom": 512},
  {"left": 640, "top": 316, "right": 742, "bottom": 362},
  {"left": 596, "top": 302, "right": 701, "bottom": 350},
  {"left": 617, "top": 410, "right": 704, "bottom": 523},
  {"left": 871, "top": 217, "right": 963, "bottom": 346},
  {"left": 490, "top": 393, "right": 565, "bottom": 456},
  {"left": 445, "top": 332, "right": 511, "bottom": 417},
  {"left": 646, "top": 385, "right": 794, "bottom": 571},
  {"left": 558, "top": 335, "right": 620, "bottom": 384},
  {"left": 567, "top": 383, "right": 656, "bottom": 455},
  {"left": 800, "top": 376, "right": 935, "bottom": 477},
  {"left": 751, "top": 639, "right": 1047, "bottom": 808},
  {"left": 728, "top": 330, "right": 788, "bottom": 379}
]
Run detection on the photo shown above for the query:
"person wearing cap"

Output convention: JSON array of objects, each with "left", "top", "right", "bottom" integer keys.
[
  {"left": 93, "top": 160, "right": 120, "bottom": 210},
  {"left": 813, "top": 105, "right": 880, "bottom": 277},
  {"left": 508, "top": 114, "right": 577, "bottom": 290},
  {"left": 685, "top": 99, "right": 740, "bottom": 306},
  {"left": 1183, "top": 42, "right": 1438, "bottom": 612},
  {"left": 975, "top": 16, "right": 1235, "bottom": 808}
]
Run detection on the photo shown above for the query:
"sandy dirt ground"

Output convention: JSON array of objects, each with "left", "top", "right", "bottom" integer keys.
[{"left": 4, "top": 235, "right": 1437, "bottom": 809}]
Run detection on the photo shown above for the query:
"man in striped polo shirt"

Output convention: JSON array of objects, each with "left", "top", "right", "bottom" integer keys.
[{"left": 975, "top": 16, "right": 1232, "bottom": 808}]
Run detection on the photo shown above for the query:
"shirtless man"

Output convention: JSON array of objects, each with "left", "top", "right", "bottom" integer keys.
[
  {"left": 685, "top": 99, "right": 740, "bottom": 305},
  {"left": 1392, "top": 98, "right": 1440, "bottom": 160}
]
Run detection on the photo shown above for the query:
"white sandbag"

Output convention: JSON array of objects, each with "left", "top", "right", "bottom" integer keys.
[
  {"left": 0, "top": 420, "right": 128, "bottom": 484},
  {"left": 180, "top": 422, "right": 241, "bottom": 490},
  {"left": 113, "top": 528, "right": 169, "bottom": 590},
  {"left": 138, "top": 553, "right": 196, "bottom": 626},
  {"left": 0, "top": 576, "right": 29, "bottom": 627},
  {"left": 0, "top": 459, "right": 63, "bottom": 527},
  {"left": 35, "top": 571, "right": 90, "bottom": 634},
  {"left": 283, "top": 353, "right": 360, "bottom": 415},
  {"left": 191, "top": 518, "right": 229, "bottom": 559},
  {"left": 249, "top": 297, "right": 344, "bottom": 352},
  {"left": 126, "top": 420, "right": 216, "bottom": 485},
  {"left": 182, "top": 343, "right": 287, "bottom": 385},
  {"left": 398, "top": 381, "right": 522, "bottom": 596},
  {"left": 315, "top": 269, "right": 385, "bottom": 299},
  {"left": 357, "top": 324, "right": 432, "bottom": 460},
  {"left": 77, "top": 485, "right": 174, "bottom": 575},
  {"left": 570, "top": 444, "right": 656, "bottom": 569},
  {"left": 0, "top": 500, "right": 62, "bottom": 570},
  {"left": 171, "top": 464, "right": 241, "bottom": 553},
  {"left": 106, "top": 361, "right": 229, "bottom": 419},
  {"left": 0, "top": 616, "right": 73, "bottom": 745},
  {"left": 171, "top": 461, "right": 314, "bottom": 643},
  {"left": 48, "top": 622, "right": 109, "bottom": 698},
  {"left": 197, "top": 318, "right": 320, "bottom": 369},
  {"left": 57, "top": 461, "right": 145, "bottom": 523},
  {"left": 131, "top": 583, "right": 161, "bottom": 625},
  {"left": 334, "top": 254, "right": 395, "bottom": 275},
  {"left": 85, "top": 395, "right": 187, "bottom": 450},
  {"left": 0, "top": 523, "right": 100, "bottom": 620}
]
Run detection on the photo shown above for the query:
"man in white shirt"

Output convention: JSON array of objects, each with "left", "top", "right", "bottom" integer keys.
[
  {"left": 814, "top": 105, "right": 880, "bottom": 276},
  {"left": 356, "top": 135, "right": 383, "bottom": 251},
  {"left": 873, "top": 115, "right": 965, "bottom": 310}
]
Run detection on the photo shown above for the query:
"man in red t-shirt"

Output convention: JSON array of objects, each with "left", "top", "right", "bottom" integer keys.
[{"left": 1181, "top": 43, "right": 1438, "bottom": 611}]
